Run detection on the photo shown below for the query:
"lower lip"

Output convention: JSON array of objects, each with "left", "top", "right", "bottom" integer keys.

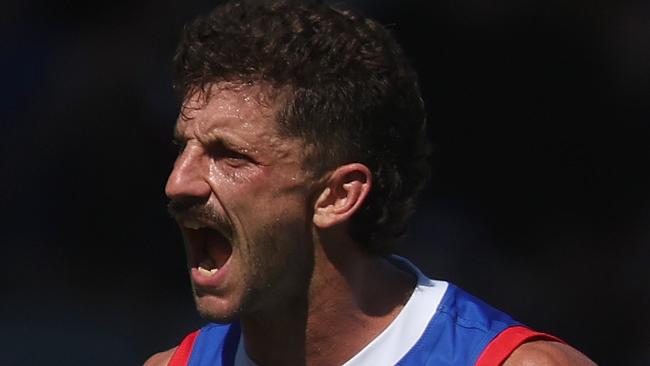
[{"left": 190, "top": 257, "right": 231, "bottom": 289}]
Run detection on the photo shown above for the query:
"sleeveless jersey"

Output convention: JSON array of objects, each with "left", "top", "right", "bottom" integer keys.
[{"left": 167, "top": 259, "right": 561, "bottom": 366}]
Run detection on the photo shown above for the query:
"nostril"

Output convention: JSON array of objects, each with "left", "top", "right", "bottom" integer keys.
[{"left": 167, "top": 196, "right": 203, "bottom": 218}]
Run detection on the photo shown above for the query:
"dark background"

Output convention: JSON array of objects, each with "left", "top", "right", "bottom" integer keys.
[{"left": 1, "top": 0, "right": 648, "bottom": 364}]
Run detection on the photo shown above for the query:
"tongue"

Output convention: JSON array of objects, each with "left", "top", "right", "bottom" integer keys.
[{"left": 204, "top": 228, "right": 232, "bottom": 268}]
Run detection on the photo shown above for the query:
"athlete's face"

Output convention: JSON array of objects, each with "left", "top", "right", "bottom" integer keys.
[{"left": 165, "top": 83, "right": 315, "bottom": 322}]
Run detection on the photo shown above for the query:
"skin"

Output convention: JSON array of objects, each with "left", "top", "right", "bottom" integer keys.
[
  {"left": 165, "top": 83, "right": 318, "bottom": 323},
  {"left": 145, "top": 82, "right": 596, "bottom": 366},
  {"left": 503, "top": 341, "right": 597, "bottom": 366}
]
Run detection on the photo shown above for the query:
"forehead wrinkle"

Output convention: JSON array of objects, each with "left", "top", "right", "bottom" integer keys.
[
  {"left": 197, "top": 122, "right": 256, "bottom": 151},
  {"left": 178, "top": 82, "right": 303, "bottom": 160}
]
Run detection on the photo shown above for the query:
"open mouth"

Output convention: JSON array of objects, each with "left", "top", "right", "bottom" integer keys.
[{"left": 183, "top": 226, "right": 233, "bottom": 278}]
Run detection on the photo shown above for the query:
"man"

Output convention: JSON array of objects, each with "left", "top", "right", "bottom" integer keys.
[{"left": 146, "top": 1, "right": 596, "bottom": 365}]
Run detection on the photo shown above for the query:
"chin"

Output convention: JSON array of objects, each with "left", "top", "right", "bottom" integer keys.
[{"left": 194, "top": 294, "right": 243, "bottom": 324}]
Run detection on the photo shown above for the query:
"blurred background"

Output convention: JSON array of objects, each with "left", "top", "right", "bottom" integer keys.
[{"left": 1, "top": 0, "right": 648, "bottom": 364}]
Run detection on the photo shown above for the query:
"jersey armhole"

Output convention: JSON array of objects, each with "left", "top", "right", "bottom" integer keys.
[
  {"left": 168, "top": 330, "right": 200, "bottom": 366},
  {"left": 474, "top": 325, "right": 565, "bottom": 366}
]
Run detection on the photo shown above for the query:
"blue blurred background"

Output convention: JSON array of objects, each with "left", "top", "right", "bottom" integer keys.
[{"left": 1, "top": 0, "right": 648, "bottom": 364}]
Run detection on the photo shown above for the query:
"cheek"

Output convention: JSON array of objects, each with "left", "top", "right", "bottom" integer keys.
[
  {"left": 245, "top": 215, "right": 312, "bottom": 283},
  {"left": 243, "top": 199, "right": 310, "bottom": 252}
]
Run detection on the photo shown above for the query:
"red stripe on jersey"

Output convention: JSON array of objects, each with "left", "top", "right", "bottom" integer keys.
[
  {"left": 168, "top": 330, "right": 200, "bottom": 366},
  {"left": 475, "top": 325, "right": 565, "bottom": 366}
]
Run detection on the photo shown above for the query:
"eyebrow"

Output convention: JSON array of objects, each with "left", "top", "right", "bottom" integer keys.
[
  {"left": 211, "top": 136, "right": 257, "bottom": 157},
  {"left": 175, "top": 125, "right": 257, "bottom": 157}
]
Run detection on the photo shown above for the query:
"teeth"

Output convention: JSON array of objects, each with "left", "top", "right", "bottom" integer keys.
[
  {"left": 183, "top": 219, "right": 204, "bottom": 230},
  {"left": 197, "top": 266, "right": 219, "bottom": 276}
]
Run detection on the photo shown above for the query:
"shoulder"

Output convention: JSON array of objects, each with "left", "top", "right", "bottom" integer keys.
[
  {"left": 503, "top": 340, "right": 597, "bottom": 366},
  {"left": 143, "top": 347, "right": 177, "bottom": 366}
]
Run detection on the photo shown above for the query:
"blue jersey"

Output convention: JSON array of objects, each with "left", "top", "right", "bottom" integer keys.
[{"left": 167, "top": 259, "right": 561, "bottom": 366}]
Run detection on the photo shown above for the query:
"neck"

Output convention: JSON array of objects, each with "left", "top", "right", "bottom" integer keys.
[{"left": 240, "top": 239, "right": 415, "bottom": 366}]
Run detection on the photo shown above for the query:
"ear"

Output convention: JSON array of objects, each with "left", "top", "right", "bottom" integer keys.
[{"left": 313, "top": 163, "right": 372, "bottom": 228}]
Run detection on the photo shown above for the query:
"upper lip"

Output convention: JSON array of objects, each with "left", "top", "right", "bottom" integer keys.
[
  {"left": 179, "top": 217, "right": 208, "bottom": 230},
  {"left": 179, "top": 218, "right": 233, "bottom": 242},
  {"left": 171, "top": 204, "right": 234, "bottom": 240}
]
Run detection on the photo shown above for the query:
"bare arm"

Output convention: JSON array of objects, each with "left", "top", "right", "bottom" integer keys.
[
  {"left": 503, "top": 340, "right": 596, "bottom": 366},
  {"left": 143, "top": 347, "right": 176, "bottom": 366}
]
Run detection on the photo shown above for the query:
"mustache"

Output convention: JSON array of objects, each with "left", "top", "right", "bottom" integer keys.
[{"left": 167, "top": 200, "right": 234, "bottom": 238}]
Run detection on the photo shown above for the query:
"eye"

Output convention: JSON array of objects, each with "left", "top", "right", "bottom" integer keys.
[
  {"left": 222, "top": 150, "right": 247, "bottom": 162},
  {"left": 210, "top": 146, "right": 251, "bottom": 167}
]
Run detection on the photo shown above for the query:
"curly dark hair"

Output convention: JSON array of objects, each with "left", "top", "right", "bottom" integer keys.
[{"left": 173, "top": 0, "right": 430, "bottom": 254}]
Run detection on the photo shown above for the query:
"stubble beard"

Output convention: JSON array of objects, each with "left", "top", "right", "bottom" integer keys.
[
  {"left": 196, "top": 232, "right": 314, "bottom": 324},
  {"left": 192, "top": 260, "right": 311, "bottom": 324},
  {"left": 193, "top": 284, "right": 251, "bottom": 324}
]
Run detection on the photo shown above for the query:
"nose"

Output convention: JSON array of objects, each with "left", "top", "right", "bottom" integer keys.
[{"left": 165, "top": 144, "right": 211, "bottom": 205}]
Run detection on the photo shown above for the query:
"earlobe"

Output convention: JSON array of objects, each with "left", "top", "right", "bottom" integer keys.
[{"left": 313, "top": 164, "right": 371, "bottom": 228}]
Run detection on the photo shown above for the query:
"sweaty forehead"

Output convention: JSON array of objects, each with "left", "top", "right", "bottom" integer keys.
[
  {"left": 174, "top": 83, "right": 307, "bottom": 164},
  {"left": 177, "top": 84, "right": 280, "bottom": 134}
]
